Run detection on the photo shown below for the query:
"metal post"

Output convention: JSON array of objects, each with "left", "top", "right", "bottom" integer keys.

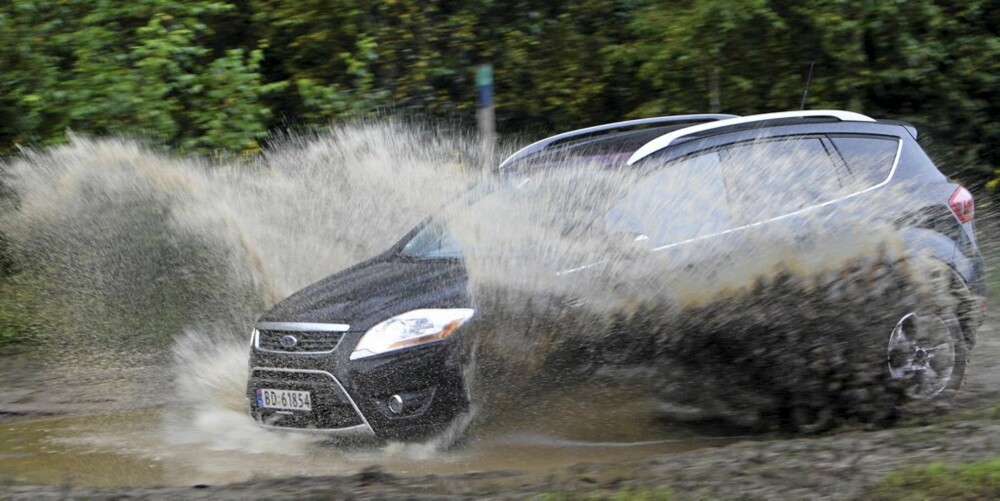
[
  {"left": 709, "top": 66, "right": 721, "bottom": 113},
  {"left": 476, "top": 64, "right": 495, "bottom": 156}
]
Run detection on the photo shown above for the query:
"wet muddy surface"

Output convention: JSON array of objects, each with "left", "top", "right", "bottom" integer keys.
[
  {"left": 1, "top": 322, "right": 997, "bottom": 499},
  {"left": 0, "top": 353, "right": 743, "bottom": 489}
]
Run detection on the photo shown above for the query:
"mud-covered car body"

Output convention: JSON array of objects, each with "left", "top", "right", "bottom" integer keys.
[{"left": 247, "top": 110, "right": 986, "bottom": 439}]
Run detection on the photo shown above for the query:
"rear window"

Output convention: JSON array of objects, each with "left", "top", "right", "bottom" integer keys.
[{"left": 829, "top": 136, "right": 899, "bottom": 188}]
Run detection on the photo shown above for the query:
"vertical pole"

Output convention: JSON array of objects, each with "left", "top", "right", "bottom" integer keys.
[
  {"left": 476, "top": 64, "right": 495, "bottom": 157},
  {"left": 800, "top": 61, "right": 815, "bottom": 110},
  {"left": 709, "top": 66, "right": 721, "bottom": 113}
]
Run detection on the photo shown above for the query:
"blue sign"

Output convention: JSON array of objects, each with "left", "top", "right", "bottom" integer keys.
[{"left": 477, "top": 64, "right": 493, "bottom": 108}]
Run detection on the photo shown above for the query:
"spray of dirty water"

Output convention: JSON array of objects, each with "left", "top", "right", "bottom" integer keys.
[
  {"left": 0, "top": 120, "right": 991, "bottom": 487},
  {"left": 438, "top": 139, "right": 982, "bottom": 432},
  {"left": 0, "top": 121, "right": 484, "bottom": 456}
]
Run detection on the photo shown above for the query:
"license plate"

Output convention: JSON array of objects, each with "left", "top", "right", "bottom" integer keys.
[{"left": 255, "top": 388, "right": 312, "bottom": 411}]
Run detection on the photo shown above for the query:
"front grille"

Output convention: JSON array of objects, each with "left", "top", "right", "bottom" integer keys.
[{"left": 257, "top": 329, "right": 344, "bottom": 353}]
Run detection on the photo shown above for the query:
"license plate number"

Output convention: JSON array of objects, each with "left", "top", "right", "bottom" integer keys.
[{"left": 255, "top": 388, "right": 312, "bottom": 411}]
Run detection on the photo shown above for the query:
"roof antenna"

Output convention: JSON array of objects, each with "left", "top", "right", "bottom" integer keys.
[{"left": 800, "top": 61, "right": 815, "bottom": 110}]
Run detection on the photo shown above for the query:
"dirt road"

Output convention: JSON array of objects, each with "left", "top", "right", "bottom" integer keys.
[{"left": 3, "top": 323, "right": 997, "bottom": 500}]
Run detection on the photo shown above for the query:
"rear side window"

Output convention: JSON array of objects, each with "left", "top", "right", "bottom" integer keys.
[
  {"left": 829, "top": 136, "right": 899, "bottom": 188},
  {"left": 723, "top": 137, "right": 843, "bottom": 223},
  {"left": 605, "top": 151, "right": 733, "bottom": 245}
]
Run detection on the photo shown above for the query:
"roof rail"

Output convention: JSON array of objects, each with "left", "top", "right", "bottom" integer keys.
[
  {"left": 626, "top": 110, "right": 876, "bottom": 165},
  {"left": 498, "top": 114, "right": 737, "bottom": 169}
]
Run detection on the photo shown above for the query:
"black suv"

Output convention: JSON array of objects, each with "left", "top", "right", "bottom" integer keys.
[{"left": 246, "top": 110, "right": 987, "bottom": 439}]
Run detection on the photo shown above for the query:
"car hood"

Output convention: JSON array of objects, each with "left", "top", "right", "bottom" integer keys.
[{"left": 259, "top": 256, "right": 470, "bottom": 329}]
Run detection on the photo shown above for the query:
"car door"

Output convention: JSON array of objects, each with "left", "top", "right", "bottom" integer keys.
[{"left": 599, "top": 146, "right": 746, "bottom": 299}]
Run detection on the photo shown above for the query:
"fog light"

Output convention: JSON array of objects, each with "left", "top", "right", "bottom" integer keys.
[
  {"left": 377, "top": 388, "right": 436, "bottom": 418},
  {"left": 388, "top": 394, "right": 405, "bottom": 414}
]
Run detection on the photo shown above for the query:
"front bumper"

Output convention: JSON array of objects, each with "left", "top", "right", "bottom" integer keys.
[
  {"left": 249, "top": 367, "right": 375, "bottom": 436},
  {"left": 246, "top": 335, "right": 469, "bottom": 440}
]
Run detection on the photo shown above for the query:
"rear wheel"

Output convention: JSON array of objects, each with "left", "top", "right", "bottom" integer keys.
[
  {"left": 785, "top": 257, "right": 969, "bottom": 431},
  {"left": 886, "top": 310, "right": 967, "bottom": 399}
]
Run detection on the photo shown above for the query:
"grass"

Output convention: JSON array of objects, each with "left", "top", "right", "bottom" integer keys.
[{"left": 870, "top": 457, "right": 1000, "bottom": 500}]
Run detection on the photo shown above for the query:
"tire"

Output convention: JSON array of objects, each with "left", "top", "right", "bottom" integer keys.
[
  {"left": 885, "top": 308, "right": 967, "bottom": 400},
  {"left": 782, "top": 256, "right": 969, "bottom": 432},
  {"left": 881, "top": 259, "right": 971, "bottom": 401},
  {"left": 868, "top": 258, "right": 970, "bottom": 420}
]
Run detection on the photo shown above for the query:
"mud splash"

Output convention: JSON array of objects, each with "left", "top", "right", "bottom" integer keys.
[
  {"left": 0, "top": 122, "right": 488, "bottom": 458},
  {"left": 0, "top": 119, "right": 989, "bottom": 489},
  {"left": 437, "top": 142, "right": 976, "bottom": 433}
]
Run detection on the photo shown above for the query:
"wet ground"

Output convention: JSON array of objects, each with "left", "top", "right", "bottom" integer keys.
[
  {"left": 0, "top": 347, "right": 743, "bottom": 489},
  {"left": 1, "top": 321, "right": 998, "bottom": 499}
]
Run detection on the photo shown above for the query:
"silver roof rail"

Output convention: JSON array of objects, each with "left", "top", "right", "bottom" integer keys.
[
  {"left": 626, "top": 110, "right": 876, "bottom": 165},
  {"left": 498, "top": 114, "right": 737, "bottom": 169}
]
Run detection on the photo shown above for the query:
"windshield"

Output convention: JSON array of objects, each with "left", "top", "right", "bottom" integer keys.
[
  {"left": 397, "top": 175, "right": 535, "bottom": 260},
  {"left": 399, "top": 219, "right": 464, "bottom": 259}
]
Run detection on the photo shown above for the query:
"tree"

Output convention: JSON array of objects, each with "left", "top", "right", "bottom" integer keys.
[
  {"left": 1, "top": 0, "right": 997, "bottom": 189},
  {"left": 0, "top": 0, "right": 282, "bottom": 154},
  {"left": 617, "top": 0, "right": 1000, "bottom": 186}
]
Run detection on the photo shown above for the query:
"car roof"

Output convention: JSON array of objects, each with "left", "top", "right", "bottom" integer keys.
[
  {"left": 498, "top": 114, "right": 736, "bottom": 169},
  {"left": 625, "top": 110, "right": 874, "bottom": 164},
  {"left": 500, "top": 110, "right": 899, "bottom": 170},
  {"left": 507, "top": 124, "right": 696, "bottom": 169}
]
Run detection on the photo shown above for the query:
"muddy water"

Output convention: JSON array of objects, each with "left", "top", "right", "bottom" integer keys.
[
  {"left": 0, "top": 362, "right": 736, "bottom": 488},
  {"left": 0, "top": 128, "right": 742, "bottom": 489}
]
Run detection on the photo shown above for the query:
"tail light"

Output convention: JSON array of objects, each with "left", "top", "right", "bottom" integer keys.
[{"left": 949, "top": 186, "right": 975, "bottom": 224}]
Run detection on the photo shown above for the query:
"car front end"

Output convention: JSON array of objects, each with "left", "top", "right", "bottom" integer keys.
[{"left": 246, "top": 254, "right": 475, "bottom": 440}]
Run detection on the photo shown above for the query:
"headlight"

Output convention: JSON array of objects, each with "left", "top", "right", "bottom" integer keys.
[
  {"left": 350, "top": 308, "right": 475, "bottom": 360},
  {"left": 250, "top": 328, "right": 259, "bottom": 348}
]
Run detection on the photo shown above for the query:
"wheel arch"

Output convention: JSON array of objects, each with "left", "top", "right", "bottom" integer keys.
[{"left": 899, "top": 227, "right": 980, "bottom": 347}]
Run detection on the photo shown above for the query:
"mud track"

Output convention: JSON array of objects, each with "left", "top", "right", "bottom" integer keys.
[{"left": 4, "top": 322, "right": 997, "bottom": 500}]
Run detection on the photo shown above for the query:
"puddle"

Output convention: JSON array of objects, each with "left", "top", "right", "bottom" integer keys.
[{"left": 0, "top": 390, "right": 736, "bottom": 488}]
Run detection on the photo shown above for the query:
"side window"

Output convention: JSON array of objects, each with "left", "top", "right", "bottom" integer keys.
[
  {"left": 829, "top": 136, "right": 899, "bottom": 188},
  {"left": 723, "top": 137, "right": 843, "bottom": 223},
  {"left": 605, "top": 151, "right": 733, "bottom": 245}
]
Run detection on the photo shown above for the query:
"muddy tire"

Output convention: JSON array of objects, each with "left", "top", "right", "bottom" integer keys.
[
  {"left": 784, "top": 257, "right": 970, "bottom": 432},
  {"left": 885, "top": 310, "right": 967, "bottom": 400},
  {"left": 884, "top": 258, "right": 971, "bottom": 401},
  {"left": 638, "top": 252, "right": 974, "bottom": 432}
]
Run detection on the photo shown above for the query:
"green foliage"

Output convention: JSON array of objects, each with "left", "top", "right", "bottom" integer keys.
[
  {"left": 0, "top": 0, "right": 280, "bottom": 154},
  {"left": 0, "top": 2, "right": 64, "bottom": 149},
  {"left": 293, "top": 35, "right": 390, "bottom": 123},
  {"left": 180, "top": 48, "right": 287, "bottom": 154},
  {"left": 1, "top": 0, "right": 999, "bottom": 187},
  {"left": 871, "top": 456, "right": 1000, "bottom": 500},
  {"left": 619, "top": 0, "right": 1000, "bottom": 185},
  {"left": 809, "top": 0, "right": 1000, "bottom": 183}
]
